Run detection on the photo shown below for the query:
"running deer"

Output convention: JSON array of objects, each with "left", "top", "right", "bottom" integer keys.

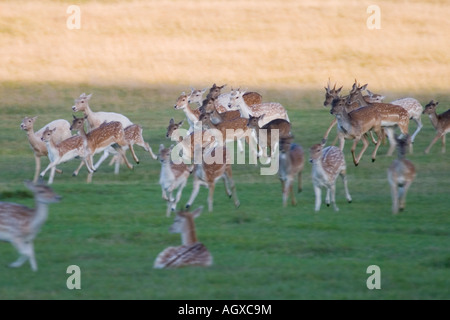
[
  {"left": 322, "top": 81, "right": 382, "bottom": 147},
  {"left": 198, "top": 111, "right": 257, "bottom": 156},
  {"left": 228, "top": 89, "right": 290, "bottom": 126},
  {"left": 309, "top": 142, "right": 352, "bottom": 212},
  {"left": 70, "top": 116, "right": 135, "bottom": 180},
  {"left": 188, "top": 87, "right": 207, "bottom": 107},
  {"left": 185, "top": 146, "right": 240, "bottom": 212},
  {"left": 174, "top": 92, "right": 203, "bottom": 134},
  {"left": 40, "top": 127, "right": 87, "bottom": 184},
  {"left": 158, "top": 144, "right": 193, "bottom": 216},
  {"left": 247, "top": 114, "right": 292, "bottom": 158},
  {"left": 278, "top": 135, "right": 305, "bottom": 207},
  {"left": 0, "top": 181, "right": 61, "bottom": 271},
  {"left": 154, "top": 206, "right": 213, "bottom": 269},
  {"left": 387, "top": 135, "right": 416, "bottom": 214},
  {"left": 71, "top": 93, "right": 157, "bottom": 175},
  {"left": 422, "top": 100, "right": 450, "bottom": 154},
  {"left": 346, "top": 81, "right": 412, "bottom": 156},
  {"left": 201, "top": 84, "right": 262, "bottom": 113},
  {"left": 20, "top": 116, "right": 73, "bottom": 183}
]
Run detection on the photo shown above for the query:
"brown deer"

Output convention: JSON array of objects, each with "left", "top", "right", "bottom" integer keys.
[
  {"left": 422, "top": 100, "right": 450, "bottom": 154},
  {"left": 204, "top": 84, "right": 263, "bottom": 113},
  {"left": 330, "top": 97, "right": 385, "bottom": 166},
  {"left": 40, "top": 127, "right": 87, "bottom": 184},
  {"left": 70, "top": 116, "right": 135, "bottom": 178},
  {"left": 387, "top": 135, "right": 416, "bottom": 214},
  {"left": 174, "top": 92, "right": 203, "bottom": 134},
  {"left": 20, "top": 116, "right": 73, "bottom": 183},
  {"left": 158, "top": 144, "right": 193, "bottom": 216},
  {"left": 278, "top": 135, "right": 305, "bottom": 207},
  {"left": 247, "top": 114, "right": 291, "bottom": 159},
  {"left": 346, "top": 81, "right": 411, "bottom": 156},
  {"left": 309, "top": 142, "right": 352, "bottom": 212},
  {"left": 0, "top": 181, "right": 61, "bottom": 271},
  {"left": 154, "top": 206, "right": 212, "bottom": 269},
  {"left": 185, "top": 146, "right": 240, "bottom": 212}
]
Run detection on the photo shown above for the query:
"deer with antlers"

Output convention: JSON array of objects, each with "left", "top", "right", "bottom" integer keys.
[
  {"left": 422, "top": 100, "right": 450, "bottom": 154},
  {"left": 0, "top": 181, "right": 61, "bottom": 271},
  {"left": 387, "top": 135, "right": 416, "bottom": 214},
  {"left": 20, "top": 116, "right": 73, "bottom": 183},
  {"left": 154, "top": 206, "right": 212, "bottom": 269}
]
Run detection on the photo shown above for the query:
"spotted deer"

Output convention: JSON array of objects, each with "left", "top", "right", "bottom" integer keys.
[
  {"left": 40, "top": 127, "right": 87, "bottom": 184},
  {"left": 422, "top": 100, "right": 450, "bottom": 154},
  {"left": 322, "top": 81, "right": 381, "bottom": 149},
  {"left": 20, "top": 116, "right": 73, "bottom": 183},
  {"left": 346, "top": 81, "right": 412, "bottom": 156},
  {"left": 278, "top": 136, "right": 305, "bottom": 207},
  {"left": 70, "top": 116, "right": 135, "bottom": 182},
  {"left": 247, "top": 114, "right": 291, "bottom": 159},
  {"left": 188, "top": 87, "right": 207, "bottom": 107},
  {"left": 71, "top": 93, "right": 157, "bottom": 175},
  {"left": 186, "top": 146, "right": 240, "bottom": 212},
  {"left": 0, "top": 181, "right": 61, "bottom": 271},
  {"left": 387, "top": 135, "right": 416, "bottom": 214},
  {"left": 154, "top": 206, "right": 212, "bottom": 269},
  {"left": 203, "top": 84, "right": 263, "bottom": 113},
  {"left": 309, "top": 142, "right": 352, "bottom": 212},
  {"left": 228, "top": 89, "right": 290, "bottom": 126},
  {"left": 158, "top": 144, "right": 193, "bottom": 216}
]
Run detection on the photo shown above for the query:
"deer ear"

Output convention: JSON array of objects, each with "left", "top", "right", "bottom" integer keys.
[
  {"left": 178, "top": 120, "right": 184, "bottom": 126},
  {"left": 337, "top": 86, "right": 343, "bottom": 93},
  {"left": 192, "top": 206, "right": 203, "bottom": 218},
  {"left": 436, "top": 101, "right": 439, "bottom": 105},
  {"left": 159, "top": 144, "right": 165, "bottom": 152},
  {"left": 86, "top": 93, "right": 92, "bottom": 100},
  {"left": 169, "top": 118, "right": 174, "bottom": 125}
]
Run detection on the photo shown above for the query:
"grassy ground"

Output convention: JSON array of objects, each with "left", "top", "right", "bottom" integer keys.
[{"left": 0, "top": 84, "right": 449, "bottom": 300}]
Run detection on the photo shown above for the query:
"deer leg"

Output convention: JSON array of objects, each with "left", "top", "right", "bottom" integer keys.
[
  {"left": 384, "top": 127, "right": 396, "bottom": 156},
  {"left": 371, "top": 132, "right": 383, "bottom": 162},
  {"left": 355, "top": 135, "right": 370, "bottom": 165},
  {"left": 340, "top": 170, "right": 352, "bottom": 203},
  {"left": 73, "top": 160, "right": 85, "bottom": 176},
  {"left": 314, "top": 185, "right": 322, "bottom": 212},
  {"left": 330, "top": 184, "right": 339, "bottom": 212},
  {"left": 224, "top": 166, "right": 240, "bottom": 208},
  {"left": 325, "top": 188, "right": 331, "bottom": 207},
  {"left": 114, "top": 145, "right": 134, "bottom": 170},
  {"left": 289, "top": 179, "right": 297, "bottom": 206},
  {"left": 441, "top": 134, "right": 446, "bottom": 153},
  {"left": 207, "top": 183, "right": 215, "bottom": 212},
  {"left": 33, "top": 155, "right": 41, "bottom": 183},
  {"left": 94, "top": 149, "right": 113, "bottom": 170},
  {"left": 142, "top": 141, "right": 158, "bottom": 160},
  {"left": 410, "top": 117, "right": 423, "bottom": 145},
  {"left": 424, "top": 133, "right": 442, "bottom": 154},
  {"left": 297, "top": 172, "right": 303, "bottom": 193},
  {"left": 323, "top": 118, "right": 337, "bottom": 142},
  {"left": 186, "top": 178, "right": 201, "bottom": 209},
  {"left": 399, "top": 180, "right": 413, "bottom": 211},
  {"left": 390, "top": 181, "right": 399, "bottom": 214}
]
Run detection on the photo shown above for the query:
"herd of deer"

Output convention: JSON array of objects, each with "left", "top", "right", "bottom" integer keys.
[{"left": 1, "top": 80, "right": 449, "bottom": 270}]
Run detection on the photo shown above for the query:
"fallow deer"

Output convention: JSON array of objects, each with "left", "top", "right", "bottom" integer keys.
[
  {"left": 228, "top": 89, "right": 290, "bottom": 125},
  {"left": 158, "top": 144, "right": 193, "bottom": 216},
  {"left": 247, "top": 114, "right": 291, "bottom": 159},
  {"left": 346, "top": 81, "right": 411, "bottom": 156},
  {"left": 0, "top": 181, "right": 61, "bottom": 271},
  {"left": 185, "top": 146, "right": 240, "bottom": 212},
  {"left": 20, "top": 116, "right": 72, "bottom": 183},
  {"left": 422, "top": 100, "right": 450, "bottom": 154},
  {"left": 174, "top": 92, "right": 203, "bottom": 134},
  {"left": 387, "top": 135, "right": 416, "bottom": 214},
  {"left": 278, "top": 135, "right": 305, "bottom": 207},
  {"left": 309, "top": 142, "right": 352, "bottom": 212},
  {"left": 70, "top": 116, "right": 135, "bottom": 181},
  {"left": 40, "top": 127, "right": 87, "bottom": 184},
  {"left": 204, "top": 84, "right": 263, "bottom": 113},
  {"left": 154, "top": 206, "right": 212, "bottom": 269}
]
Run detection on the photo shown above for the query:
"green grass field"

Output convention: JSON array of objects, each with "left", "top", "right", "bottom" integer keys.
[{"left": 0, "top": 83, "right": 449, "bottom": 300}]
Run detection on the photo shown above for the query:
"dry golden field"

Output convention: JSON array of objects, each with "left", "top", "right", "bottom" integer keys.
[{"left": 1, "top": 0, "right": 449, "bottom": 92}]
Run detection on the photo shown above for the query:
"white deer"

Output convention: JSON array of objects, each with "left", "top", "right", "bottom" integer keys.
[
  {"left": 309, "top": 142, "right": 352, "bottom": 212},
  {"left": 158, "top": 144, "right": 193, "bottom": 216},
  {"left": 20, "top": 116, "right": 72, "bottom": 183},
  {"left": 0, "top": 181, "right": 61, "bottom": 271},
  {"left": 71, "top": 93, "right": 157, "bottom": 176},
  {"left": 154, "top": 206, "right": 213, "bottom": 269}
]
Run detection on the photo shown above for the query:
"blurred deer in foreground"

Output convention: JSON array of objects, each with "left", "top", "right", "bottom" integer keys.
[
  {"left": 387, "top": 135, "right": 416, "bottom": 214},
  {"left": 154, "top": 206, "right": 213, "bottom": 269},
  {"left": 0, "top": 181, "right": 61, "bottom": 271}
]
